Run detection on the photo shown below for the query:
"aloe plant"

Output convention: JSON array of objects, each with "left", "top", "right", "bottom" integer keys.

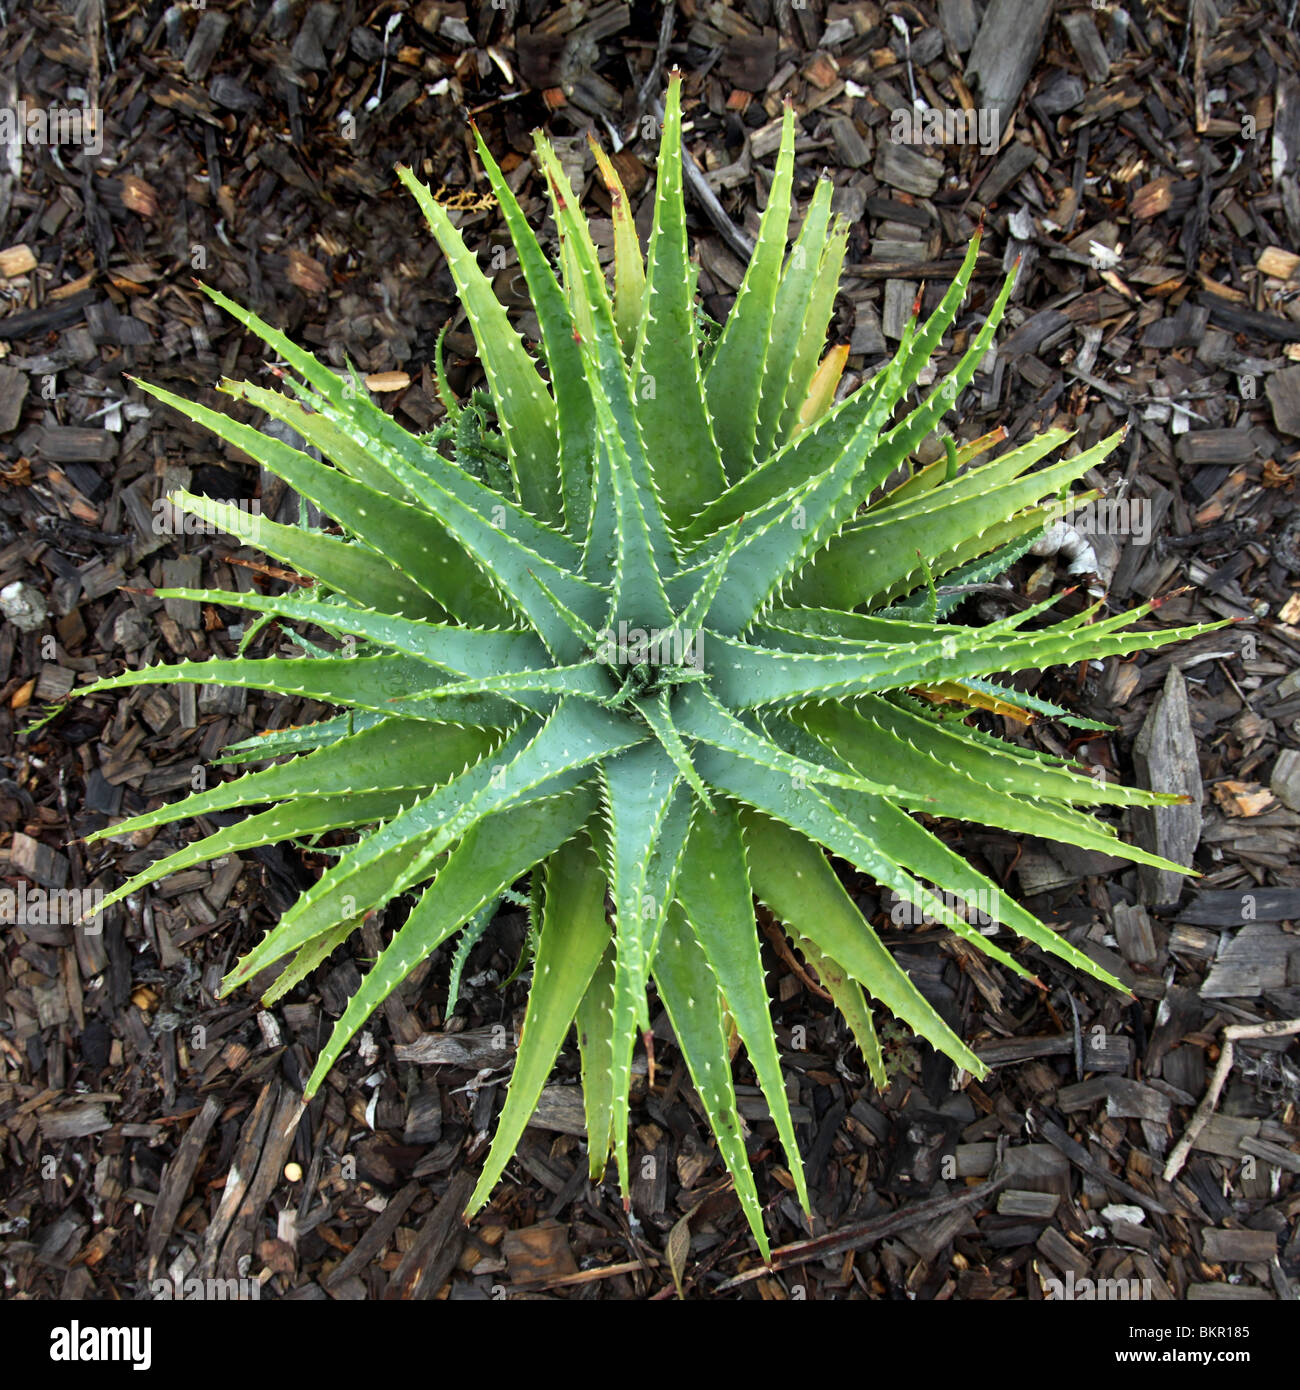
[{"left": 80, "top": 76, "right": 1220, "bottom": 1259}]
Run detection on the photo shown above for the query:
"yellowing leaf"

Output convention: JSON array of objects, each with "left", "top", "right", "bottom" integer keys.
[
  {"left": 588, "top": 137, "right": 646, "bottom": 358},
  {"left": 910, "top": 679, "right": 1035, "bottom": 723},
  {"left": 791, "top": 343, "right": 849, "bottom": 437}
]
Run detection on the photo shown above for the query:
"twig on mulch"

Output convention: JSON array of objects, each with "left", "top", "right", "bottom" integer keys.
[
  {"left": 714, "top": 1177, "right": 1006, "bottom": 1292},
  {"left": 1163, "top": 1018, "right": 1300, "bottom": 1183}
]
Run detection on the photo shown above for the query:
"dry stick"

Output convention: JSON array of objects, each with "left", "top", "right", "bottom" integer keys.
[
  {"left": 714, "top": 1177, "right": 1006, "bottom": 1292},
  {"left": 1162, "top": 1017, "right": 1300, "bottom": 1183},
  {"left": 515, "top": 1256, "right": 661, "bottom": 1292},
  {"left": 633, "top": 1, "right": 675, "bottom": 123}
]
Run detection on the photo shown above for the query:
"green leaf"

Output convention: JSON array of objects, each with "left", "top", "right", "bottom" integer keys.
[
  {"left": 676, "top": 804, "right": 809, "bottom": 1212},
  {"left": 262, "top": 917, "right": 360, "bottom": 1007},
  {"left": 87, "top": 716, "right": 493, "bottom": 845},
  {"left": 755, "top": 179, "right": 837, "bottom": 458},
  {"left": 398, "top": 165, "right": 561, "bottom": 523},
  {"left": 766, "top": 713, "right": 1119, "bottom": 989},
  {"left": 472, "top": 126, "right": 598, "bottom": 536},
  {"left": 221, "top": 379, "right": 427, "bottom": 509},
  {"left": 198, "top": 287, "right": 587, "bottom": 631},
  {"left": 212, "top": 710, "right": 390, "bottom": 764},
  {"left": 705, "top": 103, "right": 796, "bottom": 482},
  {"left": 137, "top": 379, "right": 505, "bottom": 628},
  {"left": 639, "top": 691, "right": 713, "bottom": 811},
  {"left": 78, "top": 653, "right": 517, "bottom": 726},
  {"left": 153, "top": 585, "right": 549, "bottom": 686},
  {"left": 168, "top": 490, "right": 444, "bottom": 623},
  {"left": 700, "top": 378, "right": 909, "bottom": 633},
  {"left": 389, "top": 659, "right": 614, "bottom": 708},
  {"left": 576, "top": 945, "right": 617, "bottom": 1181},
  {"left": 589, "top": 137, "right": 646, "bottom": 358},
  {"left": 467, "top": 831, "right": 609, "bottom": 1215},
  {"left": 674, "top": 685, "right": 912, "bottom": 799},
  {"left": 791, "top": 933, "right": 887, "bottom": 1090},
  {"left": 708, "top": 611, "right": 1225, "bottom": 710},
  {"left": 237, "top": 829, "right": 438, "bottom": 998},
  {"left": 534, "top": 136, "right": 678, "bottom": 622},
  {"left": 601, "top": 744, "right": 692, "bottom": 1192},
  {"left": 833, "top": 693, "right": 1167, "bottom": 808},
  {"left": 224, "top": 701, "right": 640, "bottom": 990},
  {"left": 445, "top": 899, "right": 498, "bottom": 1014},
  {"left": 592, "top": 387, "right": 676, "bottom": 632},
  {"left": 794, "top": 701, "right": 1190, "bottom": 875},
  {"left": 90, "top": 792, "right": 413, "bottom": 917},
  {"left": 682, "top": 235, "right": 986, "bottom": 544},
  {"left": 791, "top": 433, "right": 1119, "bottom": 612},
  {"left": 882, "top": 536, "right": 1046, "bottom": 621},
  {"left": 739, "top": 810, "right": 986, "bottom": 1078},
  {"left": 653, "top": 903, "right": 771, "bottom": 1259},
  {"left": 633, "top": 74, "right": 728, "bottom": 526}
]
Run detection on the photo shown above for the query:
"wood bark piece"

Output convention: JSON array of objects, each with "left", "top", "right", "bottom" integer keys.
[
  {"left": 1258, "top": 246, "right": 1300, "bottom": 280},
  {"left": 1055, "top": 1076, "right": 1171, "bottom": 1123},
  {"left": 1274, "top": 76, "right": 1300, "bottom": 243},
  {"left": 938, "top": 0, "right": 978, "bottom": 52},
  {"left": 1112, "top": 902, "right": 1158, "bottom": 965},
  {"left": 1265, "top": 364, "right": 1300, "bottom": 436},
  {"left": 382, "top": 1170, "right": 473, "bottom": 1299},
  {"left": 979, "top": 142, "right": 1037, "bottom": 204},
  {"left": 395, "top": 1026, "right": 515, "bottom": 1067},
  {"left": 6, "top": 831, "right": 69, "bottom": 888},
  {"left": 322, "top": 1180, "right": 421, "bottom": 1291},
  {"left": 1200, "top": 295, "right": 1300, "bottom": 342},
  {"left": 529, "top": 1083, "right": 588, "bottom": 1136},
  {"left": 503, "top": 1217, "right": 579, "bottom": 1284},
  {"left": 1132, "top": 666, "right": 1202, "bottom": 910},
  {"left": 35, "top": 425, "right": 117, "bottom": 462},
  {"left": 1201, "top": 1228, "right": 1278, "bottom": 1262},
  {"left": 1175, "top": 429, "right": 1258, "bottom": 465},
  {"left": 874, "top": 144, "right": 944, "bottom": 197},
  {"left": 0, "top": 290, "right": 97, "bottom": 338},
  {"left": 965, "top": 0, "right": 1054, "bottom": 126},
  {"left": 1060, "top": 12, "right": 1111, "bottom": 84},
  {"left": 145, "top": 1094, "right": 222, "bottom": 1280},
  {"left": 0, "top": 364, "right": 28, "bottom": 432},
  {"left": 1200, "top": 923, "right": 1300, "bottom": 998},
  {"left": 1171, "top": 887, "right": 1300, "bottom": 924},
  {"left": 216, "top": 1085, "right": 304, "bottom": 1280},
  {"left": 196, "top": 1079, "right": 281, "bottom": 1279},
  {"left": 1271, "top": 749, "right": 1300, "bottom": 812},
  {"left": 1035, "top": 1116, "right": 1171, "bottom": 1217}
]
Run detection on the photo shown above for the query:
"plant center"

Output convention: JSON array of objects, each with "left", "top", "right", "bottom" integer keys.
[{"left": 595, "top": 620, "right": 707, "bottom": 706}]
